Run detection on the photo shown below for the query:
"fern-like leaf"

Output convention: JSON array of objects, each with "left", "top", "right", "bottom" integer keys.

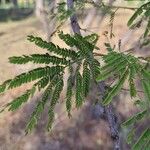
[
  {"left": 7, "top": 86, "right": 36, "bottom": 111},
  {"left": 66, "top": 75, "right": 73, "bottom": 117},
  {"left": 142, "top": 79, "right": 150, "bottom": 105},
  {"left": 144, "top": 17, "right": 150, "bottom": 38},
  {"left": 102, "top": 69, "right": 129, "bottom": 105},
  {"left": 27, "top": 35, "right": 78, "bottom": 59},
  {"left": 128, "top": 2, "right": 150, "bottom": 27},
  {"left": 129, "top": 65, "right": 137, "bottom": 97},
  {"left": 25, "top": 83, "right": 53, "bottom": 134},
  {"left": 133, "top": 128, "right": 150, "bottom": 150},
  {"left": 9, "top": 54, "right": 69, "bottom": 65},
  {"left": 47, "top": 78, "right": 64, "bottom": 130},
  {"left": 122, "top": 109, "right": 147, "bottom": 127},
  {"left": 82, "top": 60, "right": 91, "bottom": 97},
  {"left": 0, "top": 79, "right": 11, "bottom": 94},
  {"left": 8, "top": 66, "right": 64, "bottom": 89},
  {"left": 75, "top": 71, "right": 83, "bottom": 108}
]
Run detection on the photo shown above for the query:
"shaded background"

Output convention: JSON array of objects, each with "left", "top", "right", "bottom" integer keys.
[{"left": 0, "top": 0, "right": 147, "bottom": 150}]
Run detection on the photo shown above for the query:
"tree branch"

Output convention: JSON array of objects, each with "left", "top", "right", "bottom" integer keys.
[
  {"left": 67, "top": 0, "right": 81, "bottom": 34},
  {"left": 67, "top": 0, "right": 121, "bottom": 149}
]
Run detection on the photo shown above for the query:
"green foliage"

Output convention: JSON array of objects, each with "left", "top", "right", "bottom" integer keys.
[
  {"left": 25, "top": 83, "right": 52, "bottom": 134},
  {"left": 133, "top": 128, "right": 150, "bottom": 150},
  {"left": 27, "top": 35, "right": 78, "bottom": 59},
  {"left": 128, "top": 2, "right": 150, "bottom": 26},
  {"left": 8, "top": 66, "right": 64, "bottom": 89},
  {"left": 57, "top": 2, "right": 73, "bottom": 22},
  {"left": 0, "top": 32, "right": 99, "bottom": 133},
  {"left": 102, "top": 69, "right": 129, "bottom": 105},
  {"left": 58, "top": 31, "right": 99, "bottom": 55},
  {"left": 66, "top": 65, "right": 74, "bottom": 117},
  {"left": 66, "top": 75, "right": 73, "bottom": 117},
  {"left": 47, "top": 77, "right": 64, "bottom": 130},
  {"left": 97, "top": 52, "right": 140, "bottom": 105},
  {"left": 128, "top": 1, "right": 150, "bottom": 38},
  {"left": 7, "top": 87, "right": 36, "bottom": 111},
  {"left": 122, "top": 110, "right": 148, "bottom": 127},
  {"left": 9, "top": 54, "right": 69, "bottom": 65},
  {"left": 75, "top": 70, "right": 83, "bottom": 108},
  {"left": 82, "top": 60, "right": 91, "bottom": 97},
  {"left": 94, "top": 50, "right": 150, "bottom": 148},
  {"left": 0, "top": 29, "right": 150, "bottom": 149}
]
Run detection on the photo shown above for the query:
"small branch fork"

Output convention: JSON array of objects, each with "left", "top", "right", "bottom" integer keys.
[{"left": 67, "top": 0, "right": 121, "bottom": 149}]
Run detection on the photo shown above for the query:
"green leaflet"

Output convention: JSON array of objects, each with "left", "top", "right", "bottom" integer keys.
[
  {"left": 89, "top": 59, "right": 100, "bottom": 80},
  {"left": 47, "top": 78, "right": 64, "bottom": 130},
  {"left": 50, "top": 78, "right": 64, "bottom": 108},
  {"left": 101, "top": 53, "right": 124, "bottom": 71},
  {"left": 58, "top": 31, "right": 78, "bottom": 47},
  {"left": 8, "top": 66, "right": 64, "bottom": 89},
  {"left": 47, "top": 109, "right": 55, "bottom": 131},
  {"left": 102, "top": 69, "right": 129, "bottom": 106},
  {"left": 122, "top": 109, "right": 147, "bottom": 127},
  {"left": 127, "top": 1, "right": 150, "bottom": 32},
  {"left": 66, "top": 75, "right": 73, "bottom": 117},
  {"left": 129, "top": 65, "right": 137, "bottom": 97},
  {"left": 59, "top": 31, "right": 98, "bottom": 59},
  {"left": 9, "top": 54, "right": 69, "bottom": 65},
  {"left": 0, "top": 79, "right": 11, "bottom": 94},
  {"left": 75, "top": 71, "right": 83, "bottom": 108},
  {"left": 142, "top": 69, "right": 150, "bottom": 104},
  {"left": 27, "top": 35, "right": 78, "bottom": 59},
  {"left": 2, "top": 75, "right": 53, "bottom": 113},
  {"left": 25, "top": 83, "right": 53, "bottom": 134},
  {"left": 96, "top": 59, "right": 127, "bottom": 82},
  {"left": 127, "top": 128, "right": 135, "bottom": 145},
  {"left": 25, "top": 116, "right": 37, "bottom": 135},
  {"left": 34, "top": 76, "right": 50, "bottom": 91},
  {"left": 102, "top": 51, "right": 118, "bottom": 63},
  {"left": 142, "top": 69, "right": 150, "bottom": 80},
  {"left": 133, "top": 128, "right": 150, "bottom": 150},
  {"left": 7, "top": 86, "right": 36, "bottom": 111},
  {"left": 144, "top": 17, "right": 150, "bottom": 38},
  {"left": 82, "top": 60, "right": 91, "bottom": 97},
  {"left": 127, "top": 6, "right": 143, "bottom": 27},
  {"left": 142, "top": 79, "right": 150, "bottom": 104},
  {"left": 83, "top": 33, "right": 99, "bottom": 45},
  {"left": 143, "top": 140, "right": 150, "bottom": 150},
  {"left": 127, "top": 2, "right": 150, "bottom": 27}
]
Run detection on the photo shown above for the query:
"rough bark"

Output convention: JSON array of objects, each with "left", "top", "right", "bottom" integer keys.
[{"left": 67, "top": 0, "right": 120, "bottom": 149}]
